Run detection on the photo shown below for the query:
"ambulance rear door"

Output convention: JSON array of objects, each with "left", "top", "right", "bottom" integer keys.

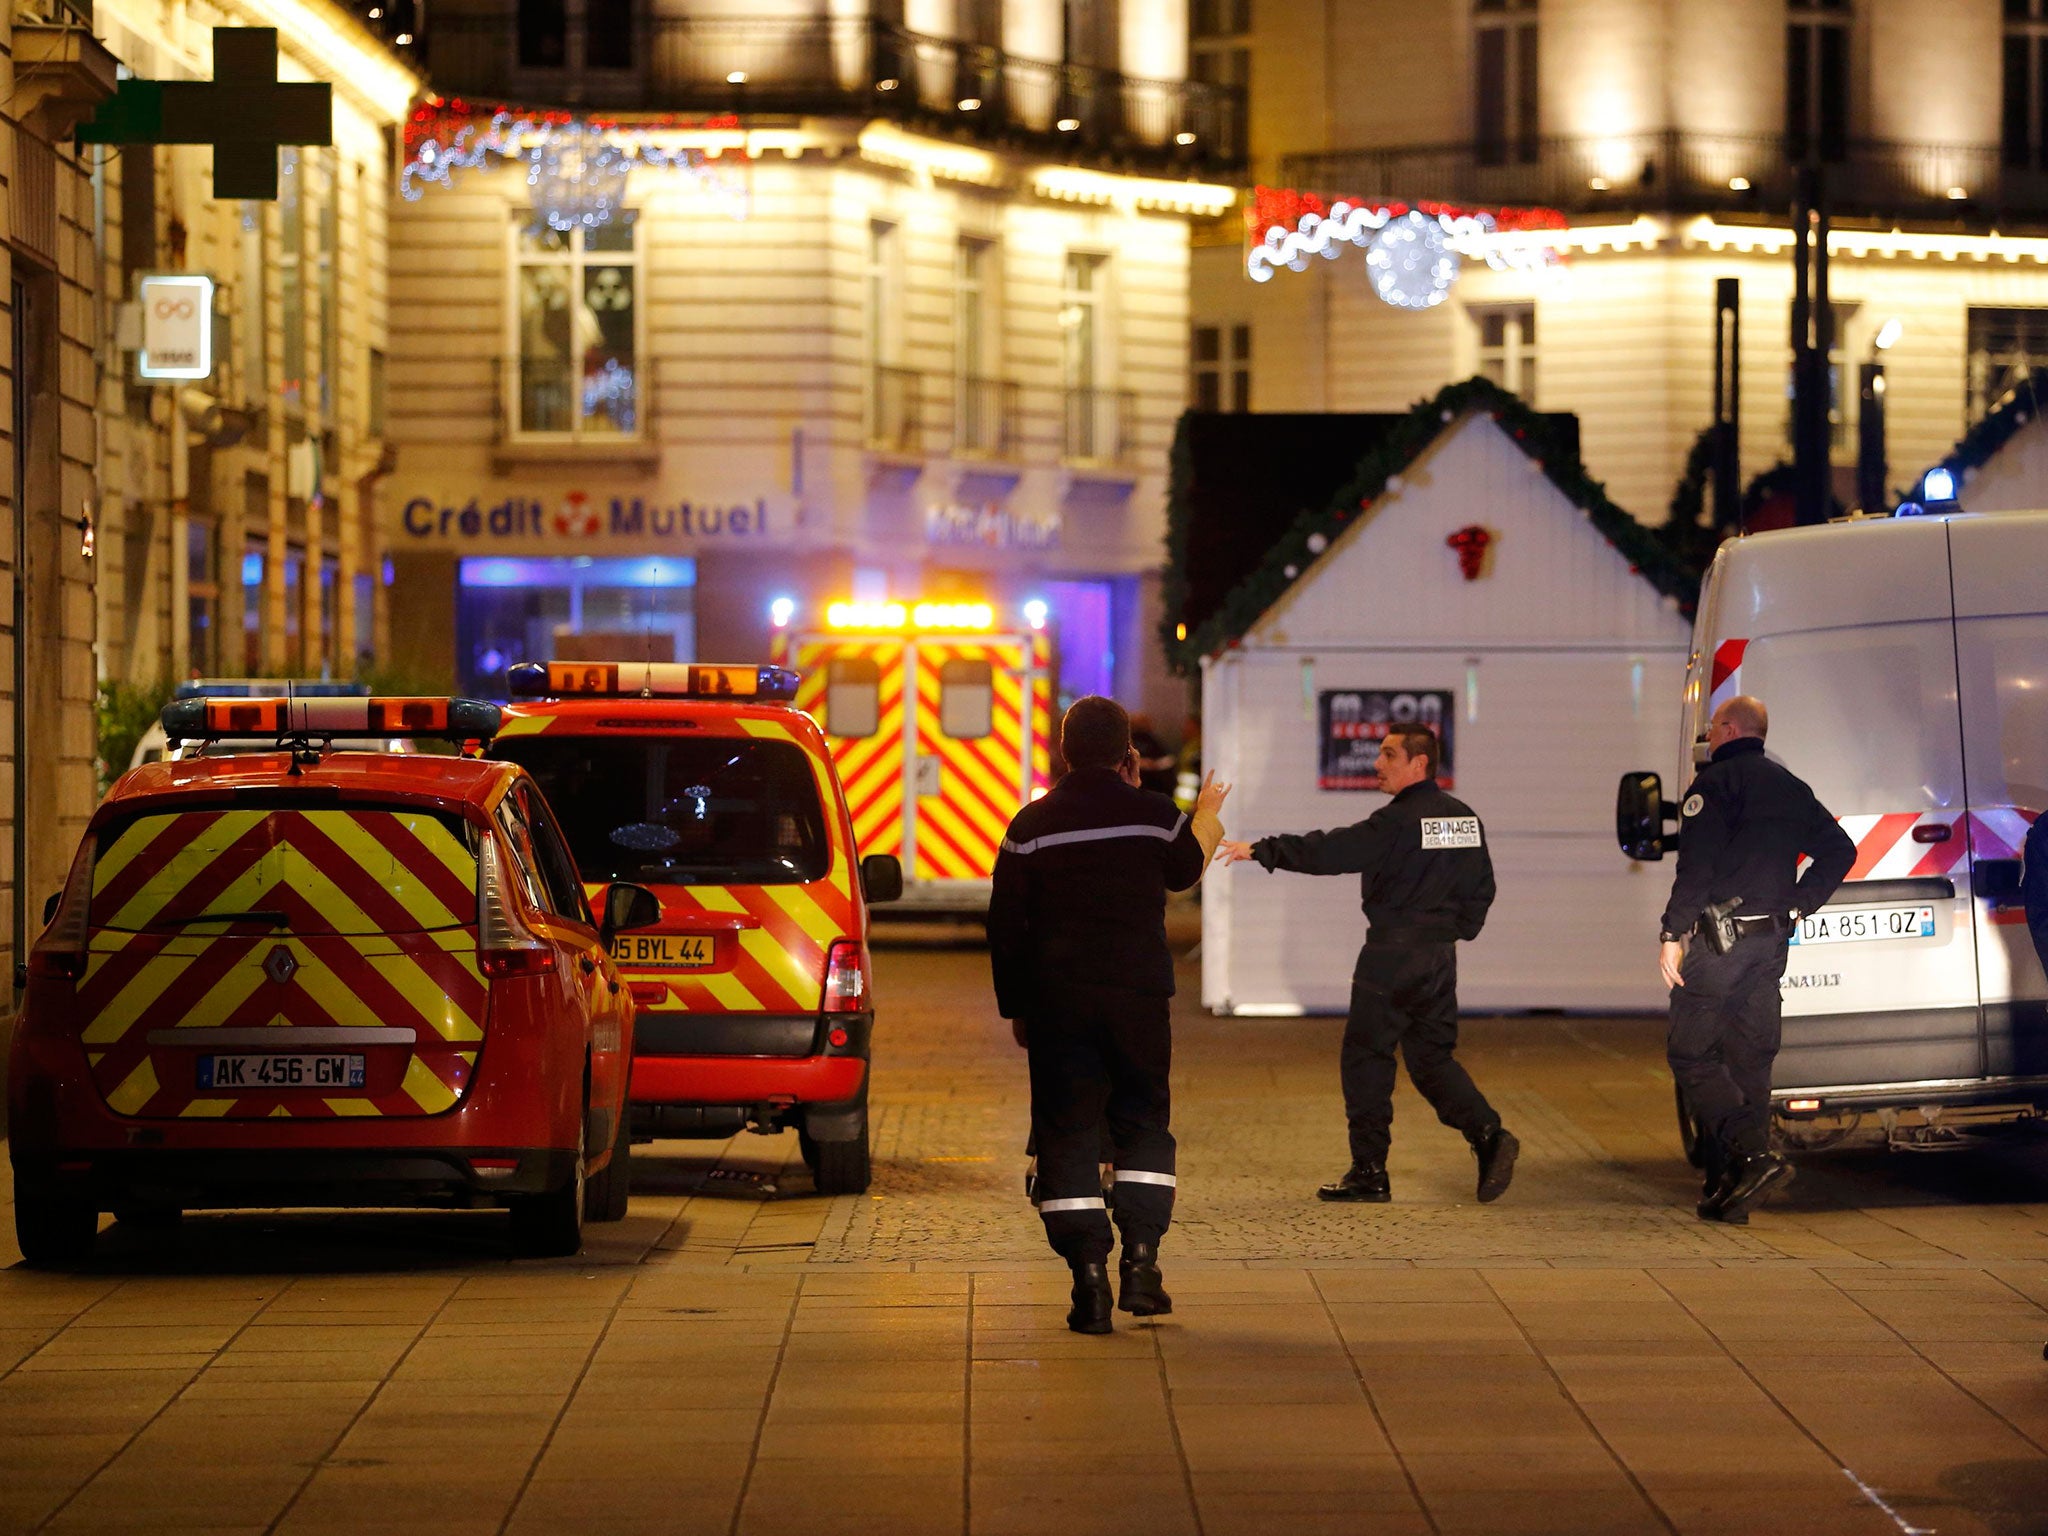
[
  {"left": 1705, "top": 518, "right": 1982, "bottom": 1091},
  {"left": 1946, "top": 511, "right": 2048, "bottom": 1086},
  {"left": 902, "top": 634, "right": 1040, "bottom": 894},
  {"left": 790, "top": 635, "right": 906, "bottom": 866}
]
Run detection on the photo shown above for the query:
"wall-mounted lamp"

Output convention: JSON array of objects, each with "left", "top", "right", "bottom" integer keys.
[
  {"left": 77, "top": 500, "right": 96, "bottom": 560},
  {"left": 1873, "top": 317, "right": 1903, "bottom": 351}
]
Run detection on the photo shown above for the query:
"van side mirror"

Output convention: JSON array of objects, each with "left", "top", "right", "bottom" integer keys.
[
  {"left": 600, "top": 882, "right": 662, "bottom": 939},
  {"left": 42, "top": 891, "right": 60, "bottom": 925},
  {"left": 860, "top": 853, "right": 904, "bottom": 904},
  {"left": 1616, "top": 771, "right": 1678, "bottom": 862}
]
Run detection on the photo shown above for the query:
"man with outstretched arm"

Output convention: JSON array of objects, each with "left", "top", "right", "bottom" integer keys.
[
  {"left": 989, "top": 696, "right": 1230, "bottom": 1335},
  {"left": 1217, "top": 724, "right": 1516, "bottom": 1206}
]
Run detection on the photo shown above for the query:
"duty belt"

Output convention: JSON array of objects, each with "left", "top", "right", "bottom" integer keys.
[
  {"left": 1365, "top": 925, "right": 1459, "bottom": 947},
  {"left": 1695, "top": 901, "right": 1786, "bottom": 955}
]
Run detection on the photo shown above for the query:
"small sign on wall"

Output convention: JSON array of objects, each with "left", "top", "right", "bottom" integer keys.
[
  {"left": 1318, "top": 689, "right": 1455, "bottom": 790},
  {"left": 137, "top": 273, "right": 215, "bottom": 380}
]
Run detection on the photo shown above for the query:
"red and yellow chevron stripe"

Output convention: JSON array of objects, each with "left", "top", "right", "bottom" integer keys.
[
  {"left": 913, "top": 639, "right": 1031, "bottom": 882},
  {"left": 793, "top": 640, "right": 907, "bottom": 862},
  {"left": 79, "top": 809, "right": 484, "bottom": 1120}
]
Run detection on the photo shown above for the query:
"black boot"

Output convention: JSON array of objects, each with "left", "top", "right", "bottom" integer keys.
[
  {"left": 1710, "top": 1151, "right": 1795, "bottom": 1220},
  {"left": 1118, "top": 1242, "right": 1172, "bottom": 1317},
  {"left": 1066, "top": 1262, "right": 1114, "bottom": 1335},
  {"left": 1317, "top": 1164, "right": 1391, "bottom": 1202},
  {"left": 1696, "top": 1165, "right": 1747, "bottom": 1224},
  {"left": 1472, "top": 1127, "right": 1519, "bottom": 1203}
]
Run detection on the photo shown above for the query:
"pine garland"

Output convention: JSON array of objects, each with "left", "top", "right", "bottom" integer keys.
[
  {"left": 1161, "top": 377, "right": 1703, "bottom": 676},
  {"left": 1913, "top": 367, "right": 2048, "bottom": 502}
]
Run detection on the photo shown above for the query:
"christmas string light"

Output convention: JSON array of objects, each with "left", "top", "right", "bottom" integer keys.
[
  {"left": 401, "top": 107, "right": 752, "bottom": 230},
  {"left": 1244, "top": 185, "right": 1567, "bottom": 293}
]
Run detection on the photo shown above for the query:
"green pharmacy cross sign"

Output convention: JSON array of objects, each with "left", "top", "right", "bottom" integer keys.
[{"left": 77, "top": 28, "right": 331, "bottom": 200}]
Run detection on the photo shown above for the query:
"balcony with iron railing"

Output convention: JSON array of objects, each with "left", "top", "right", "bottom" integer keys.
[
  {"left": 1282, "top": 132, "right": 2048, "bottom": 230},
  {"left": 423, "top": 14, "right": 1245, "bottom": 173},
  {"left": 953, "top": 375, "right": 1019, "bottom": 459},
  {"left": 868, "top": 365, "right": 923, "bottom": 454},
  {"left": 1062, "top": 386, "right": 1136, "bottom": 468}
]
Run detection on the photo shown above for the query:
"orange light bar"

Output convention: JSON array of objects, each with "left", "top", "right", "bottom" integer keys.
[
  {"left": 506, "top": 662, "right": 799, "bottom": 701},
  {"left": 163, "top": 696, "right": 501, "bottom": 742}
]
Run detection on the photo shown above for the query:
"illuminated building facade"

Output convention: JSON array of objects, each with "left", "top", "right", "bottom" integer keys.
[
  {"left": 88, "top": 0, "right": 418, "bottom": 697},
  {"left": 1192, "top": 0, "right": 2048, "bottom": 521},
  {"left": 387, "top": 0, "right": 1242, "bottom": 714}
]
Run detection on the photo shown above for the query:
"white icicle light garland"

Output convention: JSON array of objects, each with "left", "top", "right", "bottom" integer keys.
[{"left": 402, "top": 111, "right": 752, "bottom": 230}]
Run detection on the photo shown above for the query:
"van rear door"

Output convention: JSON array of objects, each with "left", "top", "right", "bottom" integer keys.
[
  {"left": 1707, "top": 518, "right": 1981, "bottom": 1090},
  {"left": 1946, "top": 512, "right": 2048, "bottom": 1084}
]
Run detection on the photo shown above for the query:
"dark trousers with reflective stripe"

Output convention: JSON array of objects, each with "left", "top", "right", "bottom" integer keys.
[
  {"left": 1025, "top": 982, "right": 1175, "bottom": 1265},
  {"left": 1668, "top": 932, "right": 1788, "bottom": 1161},
  {"left": 1343, "top": 942, "right": 1499, "bottom": 1168}
]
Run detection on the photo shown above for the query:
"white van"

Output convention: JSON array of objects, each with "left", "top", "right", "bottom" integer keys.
[{"left": 1618, "top": 510, "right": 2048, "bottom": 1147}]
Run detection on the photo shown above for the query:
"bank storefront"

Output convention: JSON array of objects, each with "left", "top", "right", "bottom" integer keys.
[
  {"left": 388, "top": 478, "right": 800, "bottom": 697},
  {"left": 386, "top": 470, "right": 1149, "bottom": 710}
]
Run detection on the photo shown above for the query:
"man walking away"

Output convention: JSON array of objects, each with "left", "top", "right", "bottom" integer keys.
[
  {"left": 1659, "top": 695, "right": 1855, "bottom": 1224},
  {"left": 989, "top": 696, "right": 1230, "bottom": 1335},
  {"left": 1216, "top": 725, "right": 1516, "bottom": 1206}
]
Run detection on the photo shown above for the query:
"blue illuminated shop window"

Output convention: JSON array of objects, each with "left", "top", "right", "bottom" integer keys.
[
  {"left": 461, "top": 556, "right": 696, "bottom": 589},
  {"left": 456, "top": 555, "right": 698, "bottom": 698}
]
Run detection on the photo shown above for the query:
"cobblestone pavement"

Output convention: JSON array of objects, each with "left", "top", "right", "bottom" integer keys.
[{"left": 3, "top": 908, "right": 2047, "bottom": 1534}]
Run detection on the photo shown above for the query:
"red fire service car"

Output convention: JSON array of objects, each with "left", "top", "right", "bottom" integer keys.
[
  {"left": 492, "top": 661, "right": 901, "bottom": 1194},
  {"left": 7, "top": 694, "right": 662, "bottom": 1264}
]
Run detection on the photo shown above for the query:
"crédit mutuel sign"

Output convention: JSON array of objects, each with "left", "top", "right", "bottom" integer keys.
[{"left": 399, "top": 490, "right": 786, "bottom": 548}]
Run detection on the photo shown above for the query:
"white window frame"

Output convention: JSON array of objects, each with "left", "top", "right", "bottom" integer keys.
[
  {"left": 1061, "top": 250, "right": 1110, "bottom": 394},
  {"left": 504, "top": 213, "right": 647, "bottom": 443},
  {"left": 1470, "top": 303, "right": 1536, "bottom": 401}
]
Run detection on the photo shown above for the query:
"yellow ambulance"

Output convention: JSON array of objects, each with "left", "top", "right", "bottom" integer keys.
[{"left": 772, "top": 598, "right": 1054, "bottom": 911}]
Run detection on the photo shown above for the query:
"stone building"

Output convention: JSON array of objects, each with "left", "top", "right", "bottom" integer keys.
[
  {"left": 3, "top": 0, "right": 116, "bottom": 1002},
  {"left": 1190, "top": 0, "right": 2048, "bottom": 521},
  {"left": 389, "top": 0, "right": 1241, "bottom": 715}
]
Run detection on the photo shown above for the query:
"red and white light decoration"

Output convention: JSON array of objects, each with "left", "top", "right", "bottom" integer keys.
[{"left": 1245, "top": 186, "right": 1566, "bottom": 302}]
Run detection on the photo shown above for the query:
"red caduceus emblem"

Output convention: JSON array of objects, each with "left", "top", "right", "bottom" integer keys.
[{"left": 1446, "top": 524, "right": 1493, "bottom": 580}]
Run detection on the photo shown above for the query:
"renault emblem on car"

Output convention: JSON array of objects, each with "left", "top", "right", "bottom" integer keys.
[{"left": 263, "top": 945, "right": 299, "bottom": 985}]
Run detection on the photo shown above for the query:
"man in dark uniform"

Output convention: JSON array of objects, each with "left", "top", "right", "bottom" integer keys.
[
  {"left": 1659, "top": 694, "right": 1855, "bottom": 1223},
  {"left": 989, "top": 696, "right": 1229, "bottom": 1335},
  {"left": 1217, "top": 724, "right": 1517, "bottom": 1205}
]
